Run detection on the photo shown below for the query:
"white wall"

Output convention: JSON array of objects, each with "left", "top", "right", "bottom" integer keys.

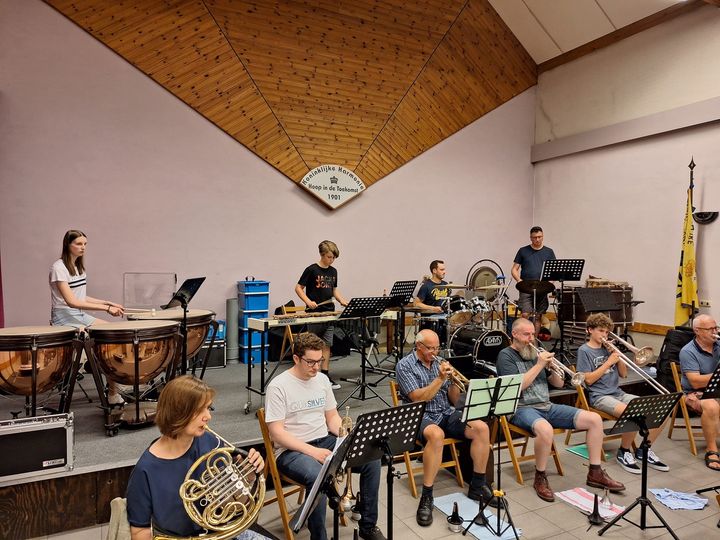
[
  {"left": 0, "top": 0, "right": 537, "bottom": 327},
  {"left": 533, "top": 5, "right": 720, "bottom": 327},
  {"left": 536, "top": 4, "right": 720, "bottom": 143}
]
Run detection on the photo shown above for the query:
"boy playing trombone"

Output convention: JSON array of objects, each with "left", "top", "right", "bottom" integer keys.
[{"left": 576, "top": 313, "right": 670, "bottom": 474}]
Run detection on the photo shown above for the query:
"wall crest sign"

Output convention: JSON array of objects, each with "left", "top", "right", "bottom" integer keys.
[{"left": 300, "top": 165, "right": 366, "bottom": 209}]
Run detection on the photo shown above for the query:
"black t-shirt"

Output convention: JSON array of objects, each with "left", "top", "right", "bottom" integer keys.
[{"left": 298, "top": 263, "right": 337, "bottom": 312}]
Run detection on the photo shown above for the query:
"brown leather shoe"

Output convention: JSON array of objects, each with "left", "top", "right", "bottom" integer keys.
[
  {"left": 533, "top": 470, "right": 555, "bottom": 502},
  {"left": 586, "top": 466, "right": 626, "bottom": 493}
]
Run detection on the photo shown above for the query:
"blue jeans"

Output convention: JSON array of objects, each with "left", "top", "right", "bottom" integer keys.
[{"left": 276, "top": 435, "right": 381, "bottom": 540}]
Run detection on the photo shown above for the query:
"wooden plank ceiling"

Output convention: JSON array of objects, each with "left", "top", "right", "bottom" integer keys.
[{"left": 45, "top": 0, "right": 536, "bottom": 186}]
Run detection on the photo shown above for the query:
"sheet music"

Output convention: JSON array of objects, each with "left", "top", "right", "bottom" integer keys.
[{"left": 290, "top": 435, "right": 346, "bottom": 531}]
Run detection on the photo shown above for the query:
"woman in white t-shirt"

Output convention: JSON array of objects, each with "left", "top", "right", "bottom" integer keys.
[{"left": 50, "top": 229, "right": 125, "bottom": 404}]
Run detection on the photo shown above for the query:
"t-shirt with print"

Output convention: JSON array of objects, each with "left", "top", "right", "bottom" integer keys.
[
  {"left": 264, "top": 369, "right": 337, "bottom": 456},
  {"left": 298, "top": 263, "right": 337, "bottom": 312},
  {"left": 49, "top": 259, "right": 87, "bottom": 308},
  {"left": 416, "top": 279, "right": 449, "bottom": 307},
  {"left": 576, "top": 343, "right": 622, "bottom": 405}
]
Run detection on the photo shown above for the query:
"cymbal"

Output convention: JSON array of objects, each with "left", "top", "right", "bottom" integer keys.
[
  {"left": 516, "top": 280, "right": 555, "bottom": 295},
  {"left": 473, "top": 284, "right": 504, "bottom": 291}
]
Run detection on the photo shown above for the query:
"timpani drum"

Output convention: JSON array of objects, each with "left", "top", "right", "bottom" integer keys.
[
  {"left": 127, "top": 308, "right": 215, "bottom": 360},
  {"left": 86, "top": 320, "right": 180, "bottom": 386},
  {"left": 0, "top": 326, "right": 77, "bottom": 396}
]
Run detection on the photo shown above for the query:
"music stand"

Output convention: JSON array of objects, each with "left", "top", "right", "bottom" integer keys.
[
  {"left": 379, "top": 280, "right": 418, "bottom": 365},
  {"left": 338, "top": 296, "right": 392, "bottom": 407},
  {"left": 598, "top": 393, "right": 682, "bottom": 539},
  {"left": 541, "top": 259, "right": 584, "bottom": 360},
  {"left": 162, "top": 277, "right": 206, "bottom": 374},
  {"left": 696, "top": 363, "right": 720, "bottom": 516},
  {"left": 461, "top": 375, "right": 523, "bottom": 539},
  {"left": 290, "top": 402, "right": 426, "bottom": 540}
]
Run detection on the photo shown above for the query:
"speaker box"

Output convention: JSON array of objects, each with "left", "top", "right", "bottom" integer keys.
[{"left": 198, "top": 340, "right": 227, "bottom": 369}]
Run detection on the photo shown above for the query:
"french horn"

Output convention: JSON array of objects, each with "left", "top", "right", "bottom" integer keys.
[{"left": 154, "top": 426, "right": 266, "bottom": 540}]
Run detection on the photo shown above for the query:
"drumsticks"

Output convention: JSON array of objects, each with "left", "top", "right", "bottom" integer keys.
[{"left": 123, "top": 308, "right": 158, "bottom": 314}]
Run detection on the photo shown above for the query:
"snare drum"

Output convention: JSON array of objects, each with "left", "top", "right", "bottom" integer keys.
[
  {"left": 448, "top": 326, "right": 510, "bottom": 366},
  {"left": 127, "top": 308, "right": 215, "bottom": 360},
  {"left": 86, "top": 320, "right": 180, "bottom": 385},
  {"left": 0, "top": 326, "right": 77, "bottom": 396},
  {"left": 447, "top": 295, "right": 473, "bottom": 327}
]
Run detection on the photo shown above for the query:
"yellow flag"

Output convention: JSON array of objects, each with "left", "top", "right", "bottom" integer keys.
[{"left": 674, "top": 186, "right": 699, "bottom": 326}]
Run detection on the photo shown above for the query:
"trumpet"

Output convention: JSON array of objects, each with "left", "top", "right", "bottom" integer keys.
[
  {"left": 607, "top": 332, "right": 655, "bottom": 366},
  {"left": 601, "top": 338, "right": 669, "bottom": 395},
  {"left": 440, "top": 358, "right": 470, "bottom": 393},
  {"left": 528, "top": 342, "right": 586, "bottom": 386}
]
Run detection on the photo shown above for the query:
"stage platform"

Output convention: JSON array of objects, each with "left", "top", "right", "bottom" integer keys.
[{"left": 0, "top": 351, "right": 397, "bottom": 487}]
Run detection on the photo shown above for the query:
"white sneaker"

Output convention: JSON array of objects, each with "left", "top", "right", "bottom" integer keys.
[
  {"left": 636, "top": 448, "right": 670, "bottom": 472},
  {"left": 616, "top": 449, "right": 641, "bottom": 474},
  {"left": 108, "top": 393, "right": 126, "bottom": 406}
]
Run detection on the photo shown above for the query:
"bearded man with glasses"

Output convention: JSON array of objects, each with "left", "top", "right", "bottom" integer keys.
[
  {"left": 396, "top": 329, "right": 494, "bottom": 527},
  {"left": 679, "top": 314, "right": 720, "bottom": 471},
  {"left": 265, "top": 332, "right": 385, "bottom": 540}
]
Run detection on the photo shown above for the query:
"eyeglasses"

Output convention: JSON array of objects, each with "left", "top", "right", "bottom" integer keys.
[
  {"left": 300, "top": 357, "right": 323, "bottom": 367},
  {"left": 698, "top": 326, "right": 719, "bottom": 332},
  {"left": 418, "top": 343, "right": 441, "bottom": 353}
]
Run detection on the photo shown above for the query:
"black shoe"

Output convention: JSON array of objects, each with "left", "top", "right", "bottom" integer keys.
[
  {"left": 416, "top": 493, "right": 434, "bottom": 527},
  {"left": 468, "top": 484, "right": 500, "bottom": 508},
  {"left": 359, "top": 526, "right": 386, "bottom": 540}
]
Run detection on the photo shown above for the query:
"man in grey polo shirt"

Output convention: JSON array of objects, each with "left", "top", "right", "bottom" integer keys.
[{"left": 679, "top": 314, "right": 720, "bottom": 471}]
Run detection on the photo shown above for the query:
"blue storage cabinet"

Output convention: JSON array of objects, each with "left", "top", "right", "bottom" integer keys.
[{"left": 237, "top": 280, "right": 269, "bottom": 364}]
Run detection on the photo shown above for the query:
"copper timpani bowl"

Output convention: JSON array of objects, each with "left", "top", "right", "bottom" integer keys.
[
  {"left": 86, "top": 320, "right": 180, "bottom": 385},
  {"left": 0, "top": 325, "right": 77, "bottom": 396},
  {"left": 127, "top": 308, "right": 215, "bottom": 359}
]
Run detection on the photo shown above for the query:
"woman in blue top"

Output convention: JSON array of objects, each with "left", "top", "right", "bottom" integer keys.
[{"left": 126, "top": 375, "right": 268, "bottom": 540}]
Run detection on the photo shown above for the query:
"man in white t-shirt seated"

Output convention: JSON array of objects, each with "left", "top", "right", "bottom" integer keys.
[{"left": 264, "top": 333, "right": 385, "bottom": 540}]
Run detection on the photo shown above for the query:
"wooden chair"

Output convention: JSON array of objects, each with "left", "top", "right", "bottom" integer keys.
[
  {"left": 667, "top": 362, "right": 703, "bottom": 456},
  {"left": 492, "top": 416, "right": 565, "bottom": 485},
  {"left": 388, "top": 380, "right": 464, "bottom": 498},
  {"left": 257, "top": 408, "right": 306, "bottom": 540},
  {"left": 279, "top": 303, "right": 306, "bottom": 361},
  {"left": 564, "top": 384, "right": 635, "bottom": 459}
]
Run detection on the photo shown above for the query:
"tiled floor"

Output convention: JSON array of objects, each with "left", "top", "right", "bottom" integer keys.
[{"left": 29, "top": 428, "right": 720, "bottom": 540}]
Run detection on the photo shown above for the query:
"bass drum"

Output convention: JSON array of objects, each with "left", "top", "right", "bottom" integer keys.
[{"left": 448, "top": 326, "right": 510, "bottom": 378}]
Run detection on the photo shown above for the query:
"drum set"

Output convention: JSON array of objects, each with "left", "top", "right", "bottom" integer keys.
[
  {"left": 418, "top": 282, "right": 511, "bottom": 379},
  {"left": 0, "top": 308, "right": 217, "bottom": 436}
]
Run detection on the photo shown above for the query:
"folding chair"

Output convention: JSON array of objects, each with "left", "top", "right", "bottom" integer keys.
[
  {"left": 493, "top": 416, "right": 565, "bottom": 485},
  {"left": 257, "top": 408, "right": 306, "bottom": 540},
  {"left": 564, "top": 384, "right": 635, "bottom": 459},
  {"left": 667, "top": 362, "right": 703, "bottom": 456},
  {"left": 388, "top": 380, "right": 464, "bottom": 498}
]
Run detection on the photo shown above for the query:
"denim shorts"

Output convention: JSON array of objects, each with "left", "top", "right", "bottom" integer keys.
[
  {"left": 419, "top": 410, "right": 467, "bottom": 443},
  {"left": 591, "top": 392, "right": 635, "bottom": 416},
  {"left": 51, "top": 307, "right": 96, "bottom": 328},
  {"left": 511, "top": 403, "right": 580, "bottom": 433}
]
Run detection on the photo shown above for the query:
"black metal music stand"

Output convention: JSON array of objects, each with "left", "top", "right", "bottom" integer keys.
[
  {"left": 696, "top": 364, "right": 720, "bottom": 519},
  {"left": 162, "top": 277, "right": 206, "bottom": 375},
  {"left": 338, "top": 296, "right": 392, "bottom": 407},
  {"left": 289, "top": 434, "right": 352, "bottom": 540},
  {"left": 346, "top": 403, "right": 425, "bottom": 540},
  {"left": 461, "top": 375, "right": 523, "bottom": 539},
  {"left": 385, "top": 280, "right": 418, "bottom": 361},
  {"left": 598, "top": 393, "right": 682, "bottom": 539},
  {"left": 541, "top": 259, "right": 584, "bottom": 360}
]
